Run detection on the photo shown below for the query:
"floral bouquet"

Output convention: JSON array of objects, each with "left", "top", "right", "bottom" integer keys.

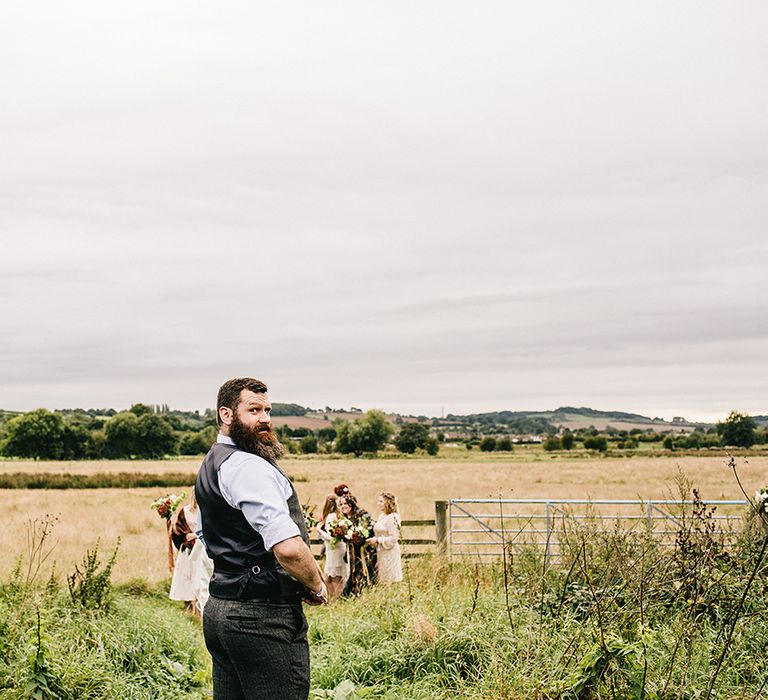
[
  {"left": 350, "top": 522, "right": 371, "bottom": 547},
  {"left": 754, "top": 488, "right": 768, "bottom": 514},
  {"left": 329, "top": 517, "right": 354, "bottom": 546},
  {"left": 151, "top": 492, "right": 186, "bottom": 520}
]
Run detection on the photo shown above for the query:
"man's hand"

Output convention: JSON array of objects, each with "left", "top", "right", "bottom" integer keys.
[
  {"left": 302, "top": 580, "right": 328, "bottom": 606},
  {"left": 273, "top": 535, "right": 326, "bottom": 601}
]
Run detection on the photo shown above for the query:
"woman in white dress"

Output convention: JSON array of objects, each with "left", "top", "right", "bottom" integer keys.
[
  {"left": 169, "top": 490, "right": 211, "bottom": 615},
  {"left": 367, "top": 491, "right": 403, "bottom": 584},
  {"left": 315, "top": 494, "right": 350, "bottom": 600}
]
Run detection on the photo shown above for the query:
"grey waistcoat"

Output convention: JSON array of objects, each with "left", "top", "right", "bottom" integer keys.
[{"left": 195, "top": 441, "right": 310, "bottom": 600}]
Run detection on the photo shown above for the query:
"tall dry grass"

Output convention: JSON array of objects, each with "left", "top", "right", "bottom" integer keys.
[{"left": 1, "top": 454, "right": 765, "bottom": 584}]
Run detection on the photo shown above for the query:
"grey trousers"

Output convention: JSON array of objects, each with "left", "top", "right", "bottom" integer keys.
[{"left": 203, "top": 596, "right": 310, "bottom": 700}]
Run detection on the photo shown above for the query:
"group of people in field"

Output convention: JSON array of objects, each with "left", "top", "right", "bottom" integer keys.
[
  {"left": 166, "top": 482, "right": 403, "bottom": 614},
  {"left": 315, "top": 483, "right": 403, "bottom": 600}
]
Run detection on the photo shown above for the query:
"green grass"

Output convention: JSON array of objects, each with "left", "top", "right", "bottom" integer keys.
[
  {"left": 4, "top": 480, "right": 768, "bottom": 699},
  {"left": 305, "top": 561, "right": 768, "bottom": 698},
  {"left": 306, "top": 496, "right": 768, "bottom": 699},
  {"left": 0, "top": 573, "right": 209, "bottom": 699}
]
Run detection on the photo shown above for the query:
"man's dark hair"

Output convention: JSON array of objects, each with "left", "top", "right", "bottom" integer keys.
[{"left": 216, "top": 377, "right": 268, "bottom": 426}]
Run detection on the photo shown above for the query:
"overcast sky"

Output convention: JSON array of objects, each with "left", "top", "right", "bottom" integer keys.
[{"left": 1, "top": 2, "right": 767, "bottom": 421}]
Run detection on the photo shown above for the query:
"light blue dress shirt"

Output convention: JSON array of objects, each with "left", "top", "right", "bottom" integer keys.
[{"left": 198, "top": 434, "right": 300, "bottom": 551}]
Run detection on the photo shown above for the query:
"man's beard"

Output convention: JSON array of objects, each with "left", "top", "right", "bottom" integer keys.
[{"left": 229, "top": 415, "right": 285, "bottom": 462}]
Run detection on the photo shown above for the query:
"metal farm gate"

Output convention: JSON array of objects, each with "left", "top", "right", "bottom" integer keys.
[{"left": 440, "top": 498, "right": 749, "bottom": 562}]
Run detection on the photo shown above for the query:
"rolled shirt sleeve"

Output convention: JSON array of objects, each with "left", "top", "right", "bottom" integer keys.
[{"left": 218, "top": 452, "right": 300, "bottom": 551}]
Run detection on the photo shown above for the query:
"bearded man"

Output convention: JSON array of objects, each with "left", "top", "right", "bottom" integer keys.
[{"left": 195, "top": 377, "right": 327, "bottom": 700}]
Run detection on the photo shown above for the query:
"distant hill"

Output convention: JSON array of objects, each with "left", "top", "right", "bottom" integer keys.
[
  {"left": 440, "top": 406, "right": 709, "bottom": 434},
  {"left": 550, "top": 406, "right": 655, "bottom": 423},
  {"left": 443, "top": 411, "right": 555, "bottom": 434},
  {"left": 270, "top": 403, "right": 309, "bottom": 416}
]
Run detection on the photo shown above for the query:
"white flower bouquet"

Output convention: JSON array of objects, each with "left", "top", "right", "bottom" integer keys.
[
  {"left": 151, "top": 492, "right": 186, "bottom": 520},
  {"left": 328, "top": 516, "right": 354, "bottom": 546}
]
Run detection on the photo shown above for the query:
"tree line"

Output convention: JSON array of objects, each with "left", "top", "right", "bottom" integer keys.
[
  {"left": 1, "top": 404, "right": 763, "bottom": 460},
  {"left": 0, "top": 405, "right": 443, "bottom": 460},
  {"left": 460, "top": 411, "right": 766, "bottom": 453},
  {"left": 0, "top": 404, "right": 204, "bottom": 460}
]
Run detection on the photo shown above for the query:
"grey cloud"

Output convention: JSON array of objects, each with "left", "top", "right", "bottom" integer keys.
[{"left": 1, "top": 1, "right": 767, "bottom": 420}]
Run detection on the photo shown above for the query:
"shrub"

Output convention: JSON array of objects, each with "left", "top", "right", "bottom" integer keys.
[
  {"left": 178, "top": 431, "right": 211, "bottom": 455},
  {"left": 68, "top": 540, "right": 120, "bottom": 611},
  {"left": 301, "top": 434, "right": 319, "bottom": 454},
  {"left": 717, "top": 411, "right": 757, "bottom": 448},
  {"left": 583, "top": 435, "right": 608, "bottom": 451},
  {"left": 334, "top": 411, "right": 393, "bottom": 456},
  {"left": 479, "top": 437, "right": 496, "bottom": 452},
  {"left": 394, "top": 423, "right": 430, "bottom": 454},
  {"left": 542, "top": 436, "right": 561, "bottom": 451}
]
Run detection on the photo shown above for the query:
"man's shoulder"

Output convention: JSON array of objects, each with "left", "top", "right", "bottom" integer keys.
[
  {"left": 219, "top": 451, "right": 291, "bottom": 492},
  {"left": 220, "top": 448, "right": 274, "bottom": 473}
]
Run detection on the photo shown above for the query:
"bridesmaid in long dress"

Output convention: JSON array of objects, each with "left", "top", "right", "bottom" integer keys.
[
  {"left": 169, "top": 492, "right": 201, "bottom": 613},
  {"left": 367, "top": 491, "right": 403, "bottom": 584},
  {"left": 340, "top": 494, "right": 376, "bottom": 596},
  {"left": 315, "top": 494, "right": 350, "bottom": 600}
]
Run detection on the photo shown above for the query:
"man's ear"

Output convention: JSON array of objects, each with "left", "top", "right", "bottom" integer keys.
[{"left": 219, "top": 406, "right": 233, "bottom": 426}]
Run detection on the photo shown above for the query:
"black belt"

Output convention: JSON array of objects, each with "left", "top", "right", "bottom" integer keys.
[{"left": 211, "top": 559, "right": 304, "bottom": 604}]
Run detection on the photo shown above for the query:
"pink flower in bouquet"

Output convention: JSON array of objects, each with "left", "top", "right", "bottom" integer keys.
[{"left": 151, "top": 492, "right": 186, "bottom": 520}]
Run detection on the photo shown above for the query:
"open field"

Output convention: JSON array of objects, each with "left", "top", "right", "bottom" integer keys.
[{"left": 1, "top": 453, "right": 765, "bottom": 584}]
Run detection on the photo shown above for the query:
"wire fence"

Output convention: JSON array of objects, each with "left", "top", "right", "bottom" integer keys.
[{"left": 445, "top": 498, "right": 750, "bottom": 562}]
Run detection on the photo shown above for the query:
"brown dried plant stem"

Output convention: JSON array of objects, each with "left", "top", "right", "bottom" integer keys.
[
  {"left": 24, "top": 515, "right": 57, "bottom": 588},
  {"left": 16, "top": 515, "right": 58, "bottom": 616},
  {"left": 498, "top": 498, "right": 514, "bottom": 637}
]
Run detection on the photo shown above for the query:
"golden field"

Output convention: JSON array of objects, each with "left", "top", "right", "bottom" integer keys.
[{"left": 1, "top": 451, "right": 765, "bottom": 584}]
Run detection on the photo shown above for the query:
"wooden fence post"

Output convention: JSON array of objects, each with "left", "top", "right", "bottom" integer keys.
[{"left": 435, "top": 500, "right": 449, "bottom": 555}]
